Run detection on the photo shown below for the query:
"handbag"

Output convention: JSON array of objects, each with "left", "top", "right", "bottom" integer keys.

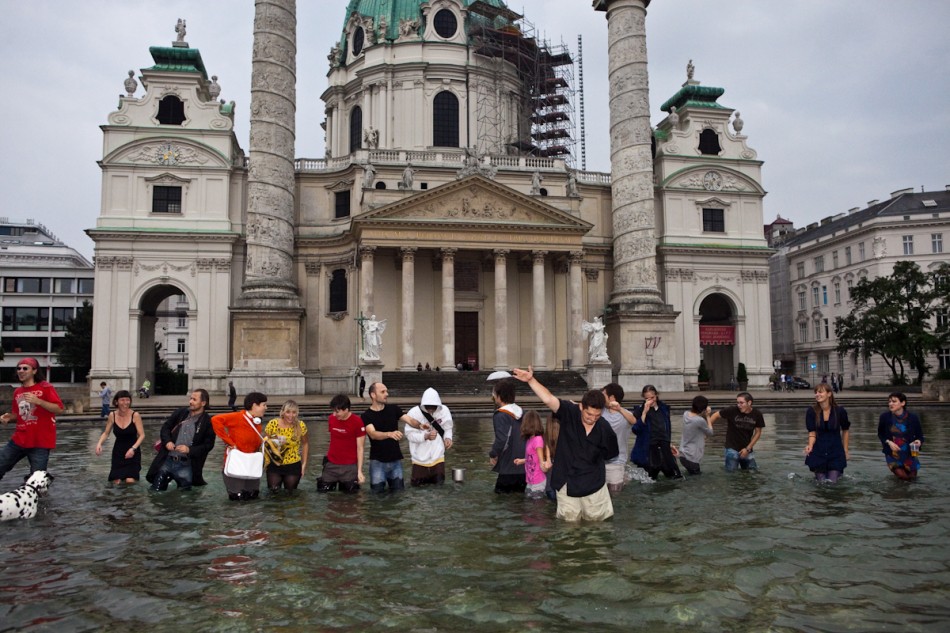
[{"left": 223, "top": 415, "right": 265, "bottom": 479}]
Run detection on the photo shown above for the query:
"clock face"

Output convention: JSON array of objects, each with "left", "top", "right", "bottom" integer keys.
[
  {"left": 703, "top": 171, "right": 723, "bottom": 191},
  {"left": 157, "top": 143, "right": 180, "bottom": 166}
]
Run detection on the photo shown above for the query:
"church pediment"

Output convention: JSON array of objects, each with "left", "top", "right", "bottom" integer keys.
[
  {"left": 354, "top": 175, "right": 591, "bottom": 232},
  {"left": 103, "top": 138, "right": 230, "bottom": 168},
  {"left": 661, "top": 166, "right": 764, "bottom": 194}
]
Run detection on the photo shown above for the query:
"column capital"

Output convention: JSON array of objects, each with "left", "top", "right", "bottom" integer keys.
[
  {"left": 532, "top": 250, "right": 548, "bottom": 263},
  {"left": 359, "top": 244, "right": 377, "bottom": 259},
  {"left": 400, "top": 246, "right": 417, "bottom": 262},
  {"left": 440, "top": 247, "right": 457, "bottom": 260},
  {"left": 493, "top": 248, "right": 510, "bottom": 258},
  {"left": 569, "top": 250, "right": 585, "bottom": 264}
]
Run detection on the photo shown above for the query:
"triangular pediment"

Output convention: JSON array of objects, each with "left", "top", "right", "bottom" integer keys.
[{"left": 354, "top": 175, "right": 591, "bottom": 232}]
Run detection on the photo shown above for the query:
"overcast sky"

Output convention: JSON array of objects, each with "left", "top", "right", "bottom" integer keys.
[{"left": 1, "top": 0, "right": 947, "bottom": 260}]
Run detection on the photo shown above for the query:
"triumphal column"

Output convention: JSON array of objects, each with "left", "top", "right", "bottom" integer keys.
[
  {"left": 230, "top": 0, "right": 305, "bottom": 394},
  {"left": 594, "top": 0, "right": 682, "bottom": 391}
]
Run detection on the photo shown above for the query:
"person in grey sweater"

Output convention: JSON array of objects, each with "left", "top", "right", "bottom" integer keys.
[{"left": 679, "top": 395, "right": 714, "bottom": 475}]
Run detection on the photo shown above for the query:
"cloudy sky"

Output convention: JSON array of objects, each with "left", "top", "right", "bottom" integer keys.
[{"left": 1, "top": 0, "right": 947, "bottom": 259}]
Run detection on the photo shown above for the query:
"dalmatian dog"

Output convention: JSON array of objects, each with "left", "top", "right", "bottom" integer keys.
[{"left": 0, "top": 470, "right": 54, "bottom": 521}]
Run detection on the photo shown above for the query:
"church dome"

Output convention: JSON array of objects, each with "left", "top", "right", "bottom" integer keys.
[{"left": 340, "top": 0, "right": 516, "bottom": 44}]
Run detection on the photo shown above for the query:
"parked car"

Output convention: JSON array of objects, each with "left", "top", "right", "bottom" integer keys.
[{"left": 791, "top": 376, "right": 811, "bottom": 389}]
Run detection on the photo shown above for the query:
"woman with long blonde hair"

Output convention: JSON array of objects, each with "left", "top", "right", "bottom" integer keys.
[
  {"left": 804, "top": 383, "right": 850, "bottom": 483},
  {"left": 264, "top": 400, "right": 309, "bottom": 492}
]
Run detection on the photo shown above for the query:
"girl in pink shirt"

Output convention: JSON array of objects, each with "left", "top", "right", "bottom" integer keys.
[{"left": 515, "top": 410, "right": 550, "bottom": 499}]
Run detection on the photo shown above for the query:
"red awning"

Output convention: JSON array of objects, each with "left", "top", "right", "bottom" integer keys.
[{"left": 700, "top": 325, "right": 735, "bottom": 346}]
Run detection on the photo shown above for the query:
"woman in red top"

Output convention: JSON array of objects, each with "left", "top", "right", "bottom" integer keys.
[
  {"left": 212, "top": 391, "right": 268, "bottom": 500},
  {"left": 0, "top": 357, "right": 64, "bottom": 481}
]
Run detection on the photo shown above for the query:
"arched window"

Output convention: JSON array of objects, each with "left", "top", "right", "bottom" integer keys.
[
  {"left": 433, "top": 91, "right": 459, "bottom": 147},
  {"left": 698, "top": 128, "right": 721, "bottom": 155},
  {"left": 156, "top": 95, "right": 185, "bottom": 125},
  {"left": 329, "top": 269, "right": 348, "bottom": 313},
  {"left": 374, "top": 181, "right": 387, "bottom": 190},
  {"left": 349, "top": 106, "right": 363, "bottom": 154}
]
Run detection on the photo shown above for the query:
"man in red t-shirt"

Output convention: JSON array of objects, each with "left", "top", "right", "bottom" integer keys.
[
  {"left": 0, "top": 357, "right": 65, "bottom": 480},
  {"left": 317, "top": 394, "right": 366, "bottom": 492}
]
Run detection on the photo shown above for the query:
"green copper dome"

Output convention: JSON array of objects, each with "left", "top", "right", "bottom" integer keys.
[{"left": 340, "top": 0, "right": 516, "bottom": 43}]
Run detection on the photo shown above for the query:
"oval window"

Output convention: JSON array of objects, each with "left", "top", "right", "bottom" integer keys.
[
  {"left": 353, "top": 27, "right": 365, "bottom": 56},
  {"left": 433, "top": 9, "right": 458, "bottom": 39}
]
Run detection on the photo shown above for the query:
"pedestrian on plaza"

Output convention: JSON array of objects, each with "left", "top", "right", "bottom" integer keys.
[
  {"left": 98, "top": 382, "right": 113, "bottom": 418},
  {"left": 227, "top": 381, "right": 237, "bottom": 411}
]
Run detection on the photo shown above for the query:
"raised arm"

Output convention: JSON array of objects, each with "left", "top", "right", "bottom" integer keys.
[{"left": 512, "top": 366, "right": 560, "bottom": 412}]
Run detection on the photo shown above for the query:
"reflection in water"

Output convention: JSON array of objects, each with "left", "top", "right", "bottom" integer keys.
[{"left": 0, "top": 407, "right": 948, "bottom": 631}]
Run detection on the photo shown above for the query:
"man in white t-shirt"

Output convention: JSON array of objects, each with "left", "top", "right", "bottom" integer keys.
[{"left": 601, "top": 383, "right": 637, "bottom": 495}]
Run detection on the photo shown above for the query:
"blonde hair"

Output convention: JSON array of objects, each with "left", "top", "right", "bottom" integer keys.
[{"left": 279, "top": 400, "right": 302, "bottom": 442}]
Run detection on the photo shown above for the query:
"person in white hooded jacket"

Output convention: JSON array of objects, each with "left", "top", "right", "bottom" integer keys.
[{"left": 404, "top": 387, "right": 454, "bottom": 486}]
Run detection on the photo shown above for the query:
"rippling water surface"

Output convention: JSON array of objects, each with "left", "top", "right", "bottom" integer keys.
[{"left": 1, "top": 407, "right": 948, "bottom": 632}]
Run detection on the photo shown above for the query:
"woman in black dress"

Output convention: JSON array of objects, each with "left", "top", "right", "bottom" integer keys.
[{"left": 95, "top": 390, "right": 145, "bottom": 483}]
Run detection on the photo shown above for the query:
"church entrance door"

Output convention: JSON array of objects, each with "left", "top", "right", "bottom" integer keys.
[{"left": 454, "top": 311, "right": 479, "bottom": 370}]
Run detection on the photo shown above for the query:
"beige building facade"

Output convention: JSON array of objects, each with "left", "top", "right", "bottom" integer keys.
[{"left": 87, "top": 0, "right": 773, "bottom": 395}]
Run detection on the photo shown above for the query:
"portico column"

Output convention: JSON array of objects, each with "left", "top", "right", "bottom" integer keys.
[
  {"left": 440, "top": 248, "right": 457, "bottom": 370},
  {"left": 359, "top": 245, "right": 375, "bottom": 317},
  {"left": 400, "top": 247, "right": 416, "bottom": 369},
  {"left": 569, "top": 251, "right": 585, "bottom": 367},
  {"left": 532, "top": 250, "right": 548, "bottom": 370},
  {"left": 494, "top": 249, "right": 509, "bottom": 370}
]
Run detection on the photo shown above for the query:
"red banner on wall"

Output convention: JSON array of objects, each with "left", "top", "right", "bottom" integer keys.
[{"left": 699, "top": 325, "right": 735, "bottom": 346}]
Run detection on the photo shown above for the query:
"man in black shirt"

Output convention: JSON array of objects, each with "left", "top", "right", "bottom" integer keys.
[
  {"left": 362, "top": 382, "right": 408, "bottom": 491},
  {"left": 708, "top": 391, "right": 765, "bottom": 471},
  {"left": 512, "top": 366, "right": 618, "bottom": 521}
]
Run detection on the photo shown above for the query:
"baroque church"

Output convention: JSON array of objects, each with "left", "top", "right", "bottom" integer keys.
[{"left": 87, "top": 0, "right": 772, "bottom": 397}]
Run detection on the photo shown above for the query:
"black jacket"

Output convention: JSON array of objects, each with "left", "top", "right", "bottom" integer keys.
[{"left": 145, "top": 407, "right": 216, "bottom": 485}]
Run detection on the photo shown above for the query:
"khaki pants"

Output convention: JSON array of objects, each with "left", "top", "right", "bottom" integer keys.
[{"left": 555, "top": 484, "right": 614, "bottom": 522}]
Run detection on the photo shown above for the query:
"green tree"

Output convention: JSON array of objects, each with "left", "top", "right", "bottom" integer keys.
[
  {"left": 57, "top": 301, "right": 93, "bottom": 375},
  {"left": 835, "top": 261, "right": 948, "bottom": 385}
]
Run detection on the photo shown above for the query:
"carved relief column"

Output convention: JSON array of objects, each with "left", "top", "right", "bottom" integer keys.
[
  {"left": 569, "top": 251, "right": 585, "bottom": 367},
  {"left": 494, "top": 249, "right": 509, "bottom": 370},
  {"left": 359, "top": 245, "right": 376, "bottom": 317},
  {"left": 239, "top": 0, "right": 299, "bottom": 307},
  {"left": 400, "top": 247, "right": 416, "bottom": 369},
  {"left": 441, "top": 248, "right": 457, "bottom": 370},
  {"left": 532, "top": 250, "right": 548, "bottom": 370}
]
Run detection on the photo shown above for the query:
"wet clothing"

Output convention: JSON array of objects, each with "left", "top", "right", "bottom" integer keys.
[
  {"left": 878, "top": 409, "right": 923, "bottom": 475},
  {"left": 717, "top": 405, "right": 766, "bottom": 452},
  {"left": 630, "top": 400, "right": 671, "bottom": 468},
  {"left": 146, "top": 407, "right": 215, "bottom": 486},
  {"left": 632, "top": 401, "right": 681, "bottom": 480},
  {"left": 108, "top": 412, "right": 141, "bottom": 481},
  {"left": 549, "top": 399, "right": 619, "bottom": 498},
  {"left": 9, "top": 381, "right": 62, "bottom": 450},
  {"left": 680, "top": 411, "right": 714, "bottom": 474},
  {"left": 326, "top": 414, "right": 365, "bottom": 465},
  {"left": 405, "top": 388, "right": 454, "bottom": 468},
  {"left": 805, "top": 406, "right": 850, "bottom": 474},
  {"left": 489, "top": 403, "right": 525, "bottom": 492},
  {"left": 362, "top": 404, "right": 405, "bottom": 463}
]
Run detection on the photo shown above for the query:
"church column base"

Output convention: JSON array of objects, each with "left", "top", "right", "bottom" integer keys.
[
  {"left": 586, "top": 362, "right": 613, "bottom": 390},
  {"left": 230, "top": 309, "right": 306, "bottom": 395},
  {"left": 359, "top": 361, "right": 384, "bottom": 394},
  {"left": 606, "top": 303, "right": 684, "bottom": 393}
]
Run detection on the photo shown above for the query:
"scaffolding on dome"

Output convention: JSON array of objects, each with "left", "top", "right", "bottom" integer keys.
[{"left": 468, "top": 3, "right": 576, "bottom": 164}]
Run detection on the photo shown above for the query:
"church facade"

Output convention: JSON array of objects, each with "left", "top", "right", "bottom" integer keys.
[{"left": 87, "top": 0, "right": 772, "bottom": 396}]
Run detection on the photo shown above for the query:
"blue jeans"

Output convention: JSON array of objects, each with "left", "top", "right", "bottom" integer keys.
[
  {"left": 152, "top": 454, "right": 193, "bottom": 490},
  {"left": 724, "top": 448, "right": 757, "bottom": 472},
  {"left": 101, "top": 403, "right": 110, "bottom": 418},
  {"left": 369, "top": 459, "right": 404, "bottom": 491},
  {"left": 0, "top": 440, "right": 50, "bottom": 480}
]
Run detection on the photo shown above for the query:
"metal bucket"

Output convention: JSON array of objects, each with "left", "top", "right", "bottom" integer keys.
[{"left": 452, "top": 468, "right": 466, "bottom": 483}]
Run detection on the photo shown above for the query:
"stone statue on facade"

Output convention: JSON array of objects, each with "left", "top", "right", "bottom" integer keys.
[
  {"left": 361, "top": 315, "right": 386, "bottom": 361},
  {"left": 378, "top": 16, "right": 389, "bottom": 40},
  {"left": 668, "top": 105, "right": 680, "bottom": 129},
  {"left": 175, "top": 19, "right": 187, "bottom": 43},
  {"left": 456, "top": 148, "right": 481, "bottom": 179},
  {"left": 399, "top": 163, "right": 415, "bottom": 190},
  {"left": 530, "top": 170, "right": 544, "bottom": 195},
  {"left": 363, "top": 126, "right": 379, "bottom": 149},
  {"left": 687, "top": 59, "right": 695, "bottom": 81},
  {"left": 208, "top": 75, "right": 221, "bottom": 100},
  {"left": 328, "top": 43, "right": 341, "bottom": 64},
  {"left": 124, "top": 70, "right": 138, "bottom": 97},
  {"left": 582, "top": 316, "right": 609, "bottom": 363},
  {"left": 363, "top": 162, "right": 376, "bottom": 189},
  {"left": 566, "top": 169, "right": 579, "bottom": 197},
  {"left": 398, "top": 18, "right": 420, "bottom": 39}
]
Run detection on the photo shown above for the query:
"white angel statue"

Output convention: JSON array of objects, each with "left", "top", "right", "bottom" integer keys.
[
  {"left": 361, "top": 315, "right": 386, "bottom": 361},
  {"left": 582, "top": 316, "right": 609, "bottom": 363}
]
